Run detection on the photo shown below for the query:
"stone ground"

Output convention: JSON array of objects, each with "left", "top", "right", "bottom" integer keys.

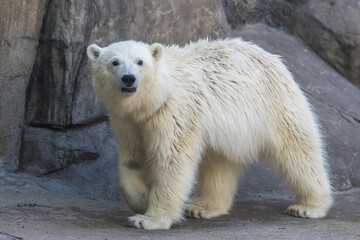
[{"left": 0, "top": 172, "right": 359, "bottom": 240}]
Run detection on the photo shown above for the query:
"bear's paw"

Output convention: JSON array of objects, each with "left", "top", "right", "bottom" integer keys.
[
  {"left": 285, "top": 204, "right": 327, "bottom": 218},
  {"left": 185, "top": 204, "right": 228, "bottom": 219},
  {"left": 127, "top": 214, "right": 172, "bottom": 230}
]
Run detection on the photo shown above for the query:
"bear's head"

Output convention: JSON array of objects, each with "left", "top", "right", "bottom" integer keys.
[
  {"left": 87, "top": 41, "right": 162, "bottom": 97},
  {"left": 87, "top": 41, "right": 169, "bottom": 120}
]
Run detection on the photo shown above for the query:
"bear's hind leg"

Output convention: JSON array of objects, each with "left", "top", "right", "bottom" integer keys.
[
  {"left": 267, "top": 142, "right": 333, "bottom": 218},
  {"left": 186, "top": 151, "right": 243, "bottom": 219}
]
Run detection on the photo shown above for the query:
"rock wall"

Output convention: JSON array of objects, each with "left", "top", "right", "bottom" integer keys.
[
  {"left": 223, "top": 0, "right": 360, "bottom": 86},
  {"left": 0, "top": 0, "right": 359, "bottom": 197},
  {"left": 287, "top": 0, "right": 360, "bottom": 87},
  {"left": 0, "top": 0, "right": 47, "bottom": 171}
]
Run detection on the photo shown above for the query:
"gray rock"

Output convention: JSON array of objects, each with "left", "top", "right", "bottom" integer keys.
[
  {"left": 89, "top": 0, "right": 231, "bottom": 46},
  {"left": 221, "top": 0, "right": 311, "bottom": 31},
  {"left": 71, "top": 65, "right": 108, "bottom": 125},
  {"left": 0, "top": 0, "right": 47, "bottom": 172},
  {"left": 47, "top": 127, "right": 121, "bottom": 200},
  {"left": 238, "top": 24, "right": 360, "bottom": 190},
  {"left": 222, "top": 0, "right": 289, "bottom": 29},
  {"left": 0, "top": 156, "right": 19, "bottom": 173},
  {"left": 223, "top": 0, "right": 360, "bottom": 87},
  {"left": 20, "top": 121, "right": 108, "bottom": 176},
  {"left": 237, "top": 161, "right": 288, "bottom": 198},
  {"left": 25, "top": 0, "right": 97, "bottom": 127},
  {"left": 287, "top": 0, "right": 360, "bottom": 86}
]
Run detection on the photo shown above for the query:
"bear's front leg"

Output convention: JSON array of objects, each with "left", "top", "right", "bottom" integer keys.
[
  {"left": 127, "top": 121, "right": 202, "bottom": 230},
  {"left": 118, "top": 156, "right": 150, "bottom": 214},
  {"left": 127, "top": 153, "right": 199, "bottom": 230},
  {"left": 110, "top": 115, "right": 150, "bottom": 214}
]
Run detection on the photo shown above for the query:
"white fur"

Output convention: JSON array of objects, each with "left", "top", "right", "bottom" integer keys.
[{"left": 87, "top": 38, "right": 333, "bottom": 230}]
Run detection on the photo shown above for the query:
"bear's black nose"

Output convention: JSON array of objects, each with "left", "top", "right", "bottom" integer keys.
[{"left": 122, "top": 75, "right": 136, "bottom": 86}]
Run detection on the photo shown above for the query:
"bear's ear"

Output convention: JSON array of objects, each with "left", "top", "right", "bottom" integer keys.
[
  {"left": 87, "top": 44, "right": 102, "bottom": 61},
  {"left": 150, "top": 43, "right": 163, "bottom": 61}
]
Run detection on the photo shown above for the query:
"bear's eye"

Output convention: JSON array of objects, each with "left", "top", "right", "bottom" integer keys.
[
  {"left": 112, "top": 61, "right": 119, "bottom": 66},
  {"left": 137, "top": 60, "right": 143, "bottom": 66}
]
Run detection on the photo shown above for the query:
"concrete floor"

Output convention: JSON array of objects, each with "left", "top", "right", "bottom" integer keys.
[{"left": 0, "top": 172, "right": 359, "bottom": 240}]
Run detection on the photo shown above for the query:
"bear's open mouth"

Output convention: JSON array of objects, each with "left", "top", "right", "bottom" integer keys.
[{"left": 121, "top": 87, "right": 137, "bottom": 94}]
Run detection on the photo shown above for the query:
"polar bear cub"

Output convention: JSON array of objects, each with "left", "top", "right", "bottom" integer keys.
[{"left": 87, "top": 38, "right": 333, "bottom": 230}]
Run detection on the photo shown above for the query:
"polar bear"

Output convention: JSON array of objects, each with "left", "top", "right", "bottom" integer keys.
[{"left": 87, "top": 38, "right": 333, "bottom": 230}]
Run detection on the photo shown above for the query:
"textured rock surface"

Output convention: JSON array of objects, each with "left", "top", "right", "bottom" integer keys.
[
  {"left": 48, "top": 128, "right": 120, "bottom": 199},
  {"left": 223, "top": 0, "right": 360, "bottom": 87},
  {"left": 20, "top": 121, "right": 108, "bottom": 176},
  {"left": 25, "top": 0, "right": 102, "bottom": 127},
  {"left": 287, "top": 0, "right": 360, "bottom": 87},
  {"left": 0, "top": 0, "right": 47, "bottom": 171},
  {"left": 222, "top": 0, "right": 294, "bottom": 29},
  {"left": 238, "top": 24, "right": 360, "bottom": 190}
]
